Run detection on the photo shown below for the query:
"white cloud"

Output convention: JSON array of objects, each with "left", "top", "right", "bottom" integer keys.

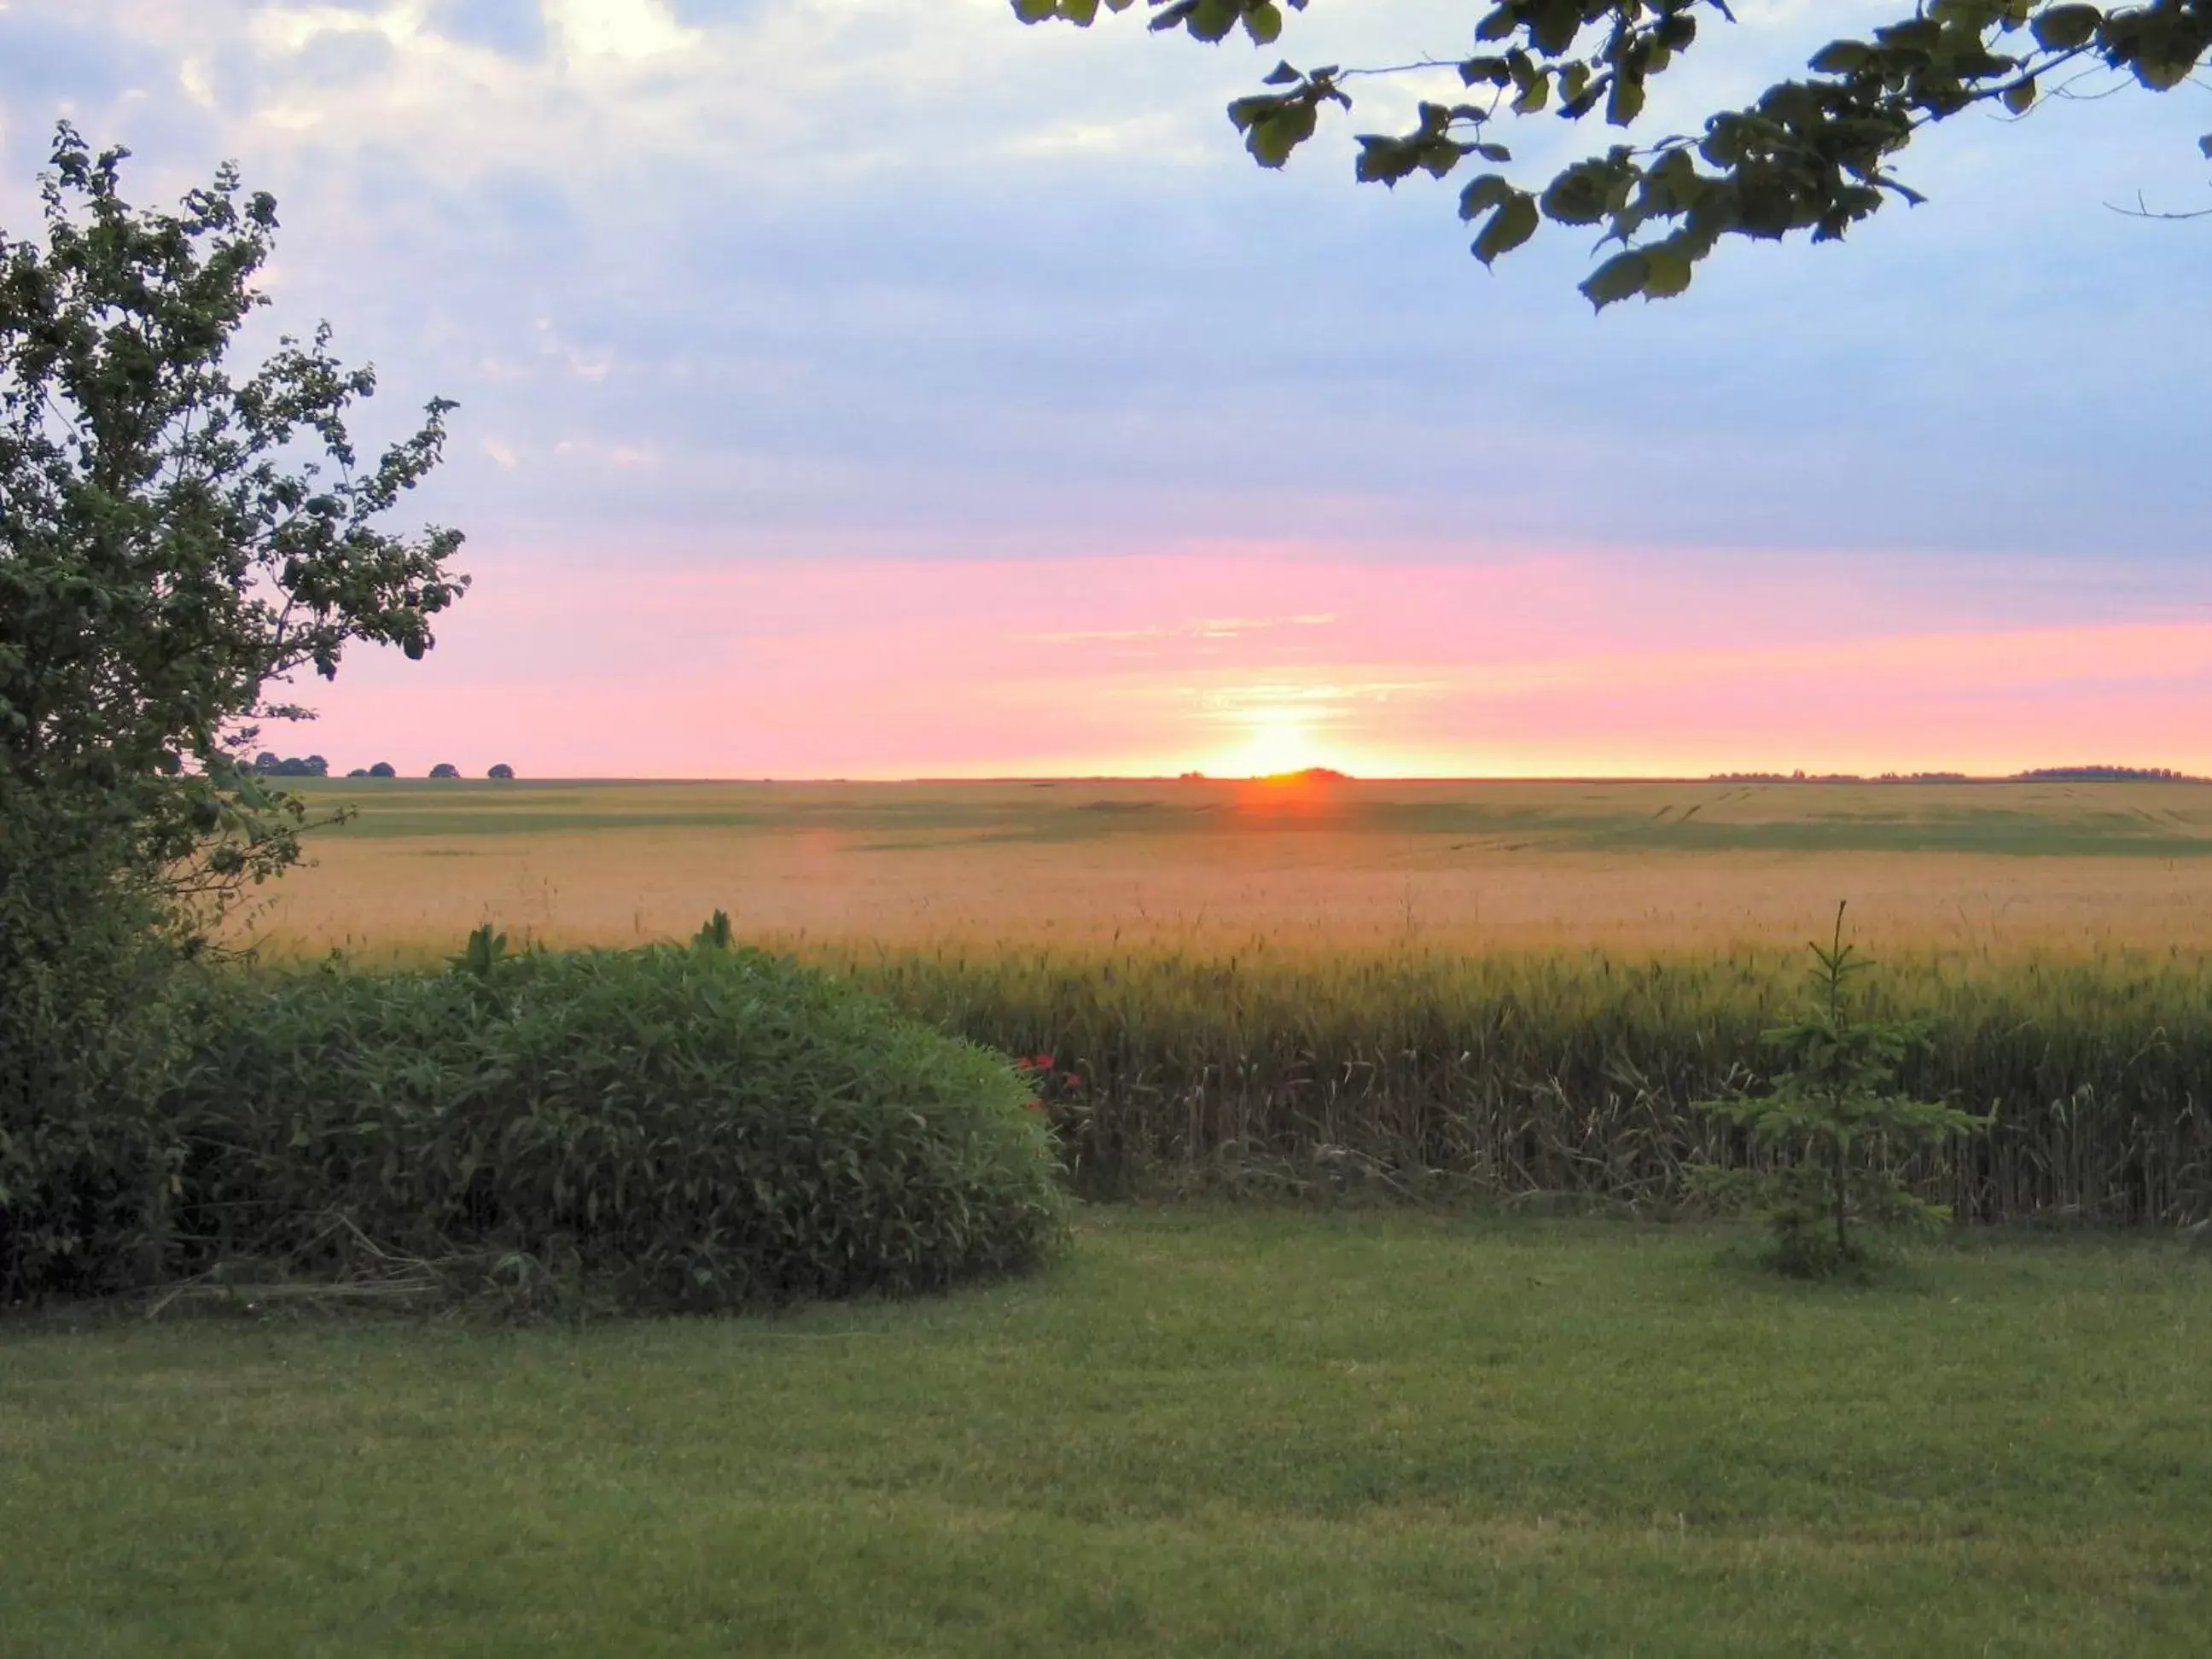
[
  {"left": 546, "top": 0, "right": 697, "bottom": 61},
  {"left": 248, "top": 3, "right": 412, "bottom": 54},
  {"left": 177, "top": 54, "right": 216, "bottom": 108}
]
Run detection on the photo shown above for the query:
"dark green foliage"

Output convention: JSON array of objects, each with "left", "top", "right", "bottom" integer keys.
[
  {"left": 1017, "top": 1, "right": 2211, "bottom": 300},
  {"left": 162, "top": 946, "right": 1068, "bottom": 1311},
  {"left": 1689, "top": 911, "right": 1993, "bottom": 1274},
  {"left": 0, "top": 792, "right": 183, "bottom": 1302}
]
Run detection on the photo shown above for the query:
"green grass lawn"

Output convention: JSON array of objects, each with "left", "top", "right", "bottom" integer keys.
[{"left": 5, "top": 1210, "right": 2209, "bottom": 1656}]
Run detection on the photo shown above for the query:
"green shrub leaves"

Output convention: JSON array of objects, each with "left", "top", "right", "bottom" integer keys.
[
  {"left": 0, "top": 794, "right": 184, "bottom": 1303},
  {"left": 160, "top": 946, "right": 1068, "bottom": 1313}
]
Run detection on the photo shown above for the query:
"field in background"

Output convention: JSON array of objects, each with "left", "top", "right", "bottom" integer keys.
[
  {"left": 247, "top": 778, "right": 2212, "bottom": 1217},
  {"left": 253, "top": 776, "right": 2212, "bottom": 961}
]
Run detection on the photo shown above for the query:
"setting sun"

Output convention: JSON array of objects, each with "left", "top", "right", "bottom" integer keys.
[
  {"left": 1202, "top": 684, "right": 1362, "bottom": 777},
  {"left": 1227, "top": 712, "right": 1319, "bottom": 777}
]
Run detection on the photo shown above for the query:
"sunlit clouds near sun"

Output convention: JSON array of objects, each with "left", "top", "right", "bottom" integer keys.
[{"left": 294, "top": 545, "right": 2212, "bottom": 780}]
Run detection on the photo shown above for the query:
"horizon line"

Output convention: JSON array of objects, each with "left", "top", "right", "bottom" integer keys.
[{"left": 297, "top": 769, "right": 2212, "bottom": 787}]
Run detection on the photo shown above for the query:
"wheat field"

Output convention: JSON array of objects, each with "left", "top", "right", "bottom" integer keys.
[
  {"left": 233, "top": 776, "right": 2212, "bottom": 1219},
  {"left": 253, "top": 775, "right": 2212, "bottom": 961}
]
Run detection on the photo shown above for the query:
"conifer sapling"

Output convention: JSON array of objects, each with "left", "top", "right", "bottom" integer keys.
[{"left": 1690, "top": 905, "right": 1993, "bottom": 1276}]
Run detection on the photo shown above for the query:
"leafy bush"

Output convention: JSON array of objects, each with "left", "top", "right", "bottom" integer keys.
[
  {"left": 0, "top": 795, "right": 183, "bottom": 1302},
  {"left": 165, "top": 944, "right": 1067, "bottom": 1311}
]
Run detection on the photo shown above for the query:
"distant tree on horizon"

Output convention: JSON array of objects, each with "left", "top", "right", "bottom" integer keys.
[
  {"left": 2015, "top": 764, "right": 2199, "bottom": 782},
  {"left": 253, "top": 753, "right": 329, "bottom": 778},
  {"left": 428, "top": 763, "right": 460, "bottom": 779},
  {"left": 369, "top": 761, "right": 397, "bottom": 778},
  {"left": 1016, "top": 1, "right": 2209, "bottom": 306},
  {"left": 488, "top": 763, "right": 515, "bottom": 780}
]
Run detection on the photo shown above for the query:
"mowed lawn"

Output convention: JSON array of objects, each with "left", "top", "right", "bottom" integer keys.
[{"left": 5, "top": 1212, "right": 2210, "bottom": 1657}]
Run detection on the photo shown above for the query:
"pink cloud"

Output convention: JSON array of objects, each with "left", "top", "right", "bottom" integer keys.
[{"left": 291, "top": 545, "right": 2212, "bottom": 777}]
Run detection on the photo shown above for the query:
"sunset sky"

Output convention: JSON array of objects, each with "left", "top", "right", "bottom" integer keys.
[{"left": 4, "top": 0, "right": 2207, "bottom": 778}]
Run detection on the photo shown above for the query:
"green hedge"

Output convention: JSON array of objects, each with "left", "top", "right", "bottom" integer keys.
[
  {"left": 0, "top": 797, "right": 181, "bottom": 1303},
  {"left": 96, "top": 946, "right": 1063, "bottom": 1312}
]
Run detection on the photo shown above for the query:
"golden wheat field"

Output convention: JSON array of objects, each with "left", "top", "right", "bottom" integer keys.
[{"left": 247, "top": 775, "right": 2212, "bottom": 961}]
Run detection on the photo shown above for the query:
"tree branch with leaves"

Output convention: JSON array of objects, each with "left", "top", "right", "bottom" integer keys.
[{"left": 1014, "top": 0, "right": 2212, "bottom": 306}]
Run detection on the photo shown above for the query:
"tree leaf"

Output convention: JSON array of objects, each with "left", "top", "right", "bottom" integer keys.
[
  {"left": 1457, "top": 172, "right": 1516, "bottom": 221},
  {"left": 1808, "top": 40, "right": 1872, "bottom": 74},
  {"left": 1248, "top": 101, "right": 1318, "bottom": 168},
  {"left": 1188, "top": 0, "right": 1239, "bottom": 42},
  {"left": 1639, "top": 244, "right": 1693, "bottom": 298},
  {"left": 2030, "top": 4, "right": 2104, "bottom": 51},
  {"left": 1579, "top": 248, "right": 1649, "bottom": 309},
  {"left": 1606, "top": 72, "right": 1646, "bottom": 127},
  {"left": 2132, "top": 53, "right": 2197, "bottom": 92},
  {"left": 1471, "top": 191, "right": 1539, "bottom": 265}
]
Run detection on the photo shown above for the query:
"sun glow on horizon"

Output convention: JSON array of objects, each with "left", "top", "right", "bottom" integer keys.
[
  {"left": 1208, "top": 705, "right": 1347, "bottom": 779},
  {"left": 1202, "top": 682, "right": 1377, "bottom": 779}
]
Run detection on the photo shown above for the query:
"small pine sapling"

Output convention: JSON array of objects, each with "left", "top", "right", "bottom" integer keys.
[{"left": 1690, "top": 905, "right": 1992, "bottom": 1277}]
